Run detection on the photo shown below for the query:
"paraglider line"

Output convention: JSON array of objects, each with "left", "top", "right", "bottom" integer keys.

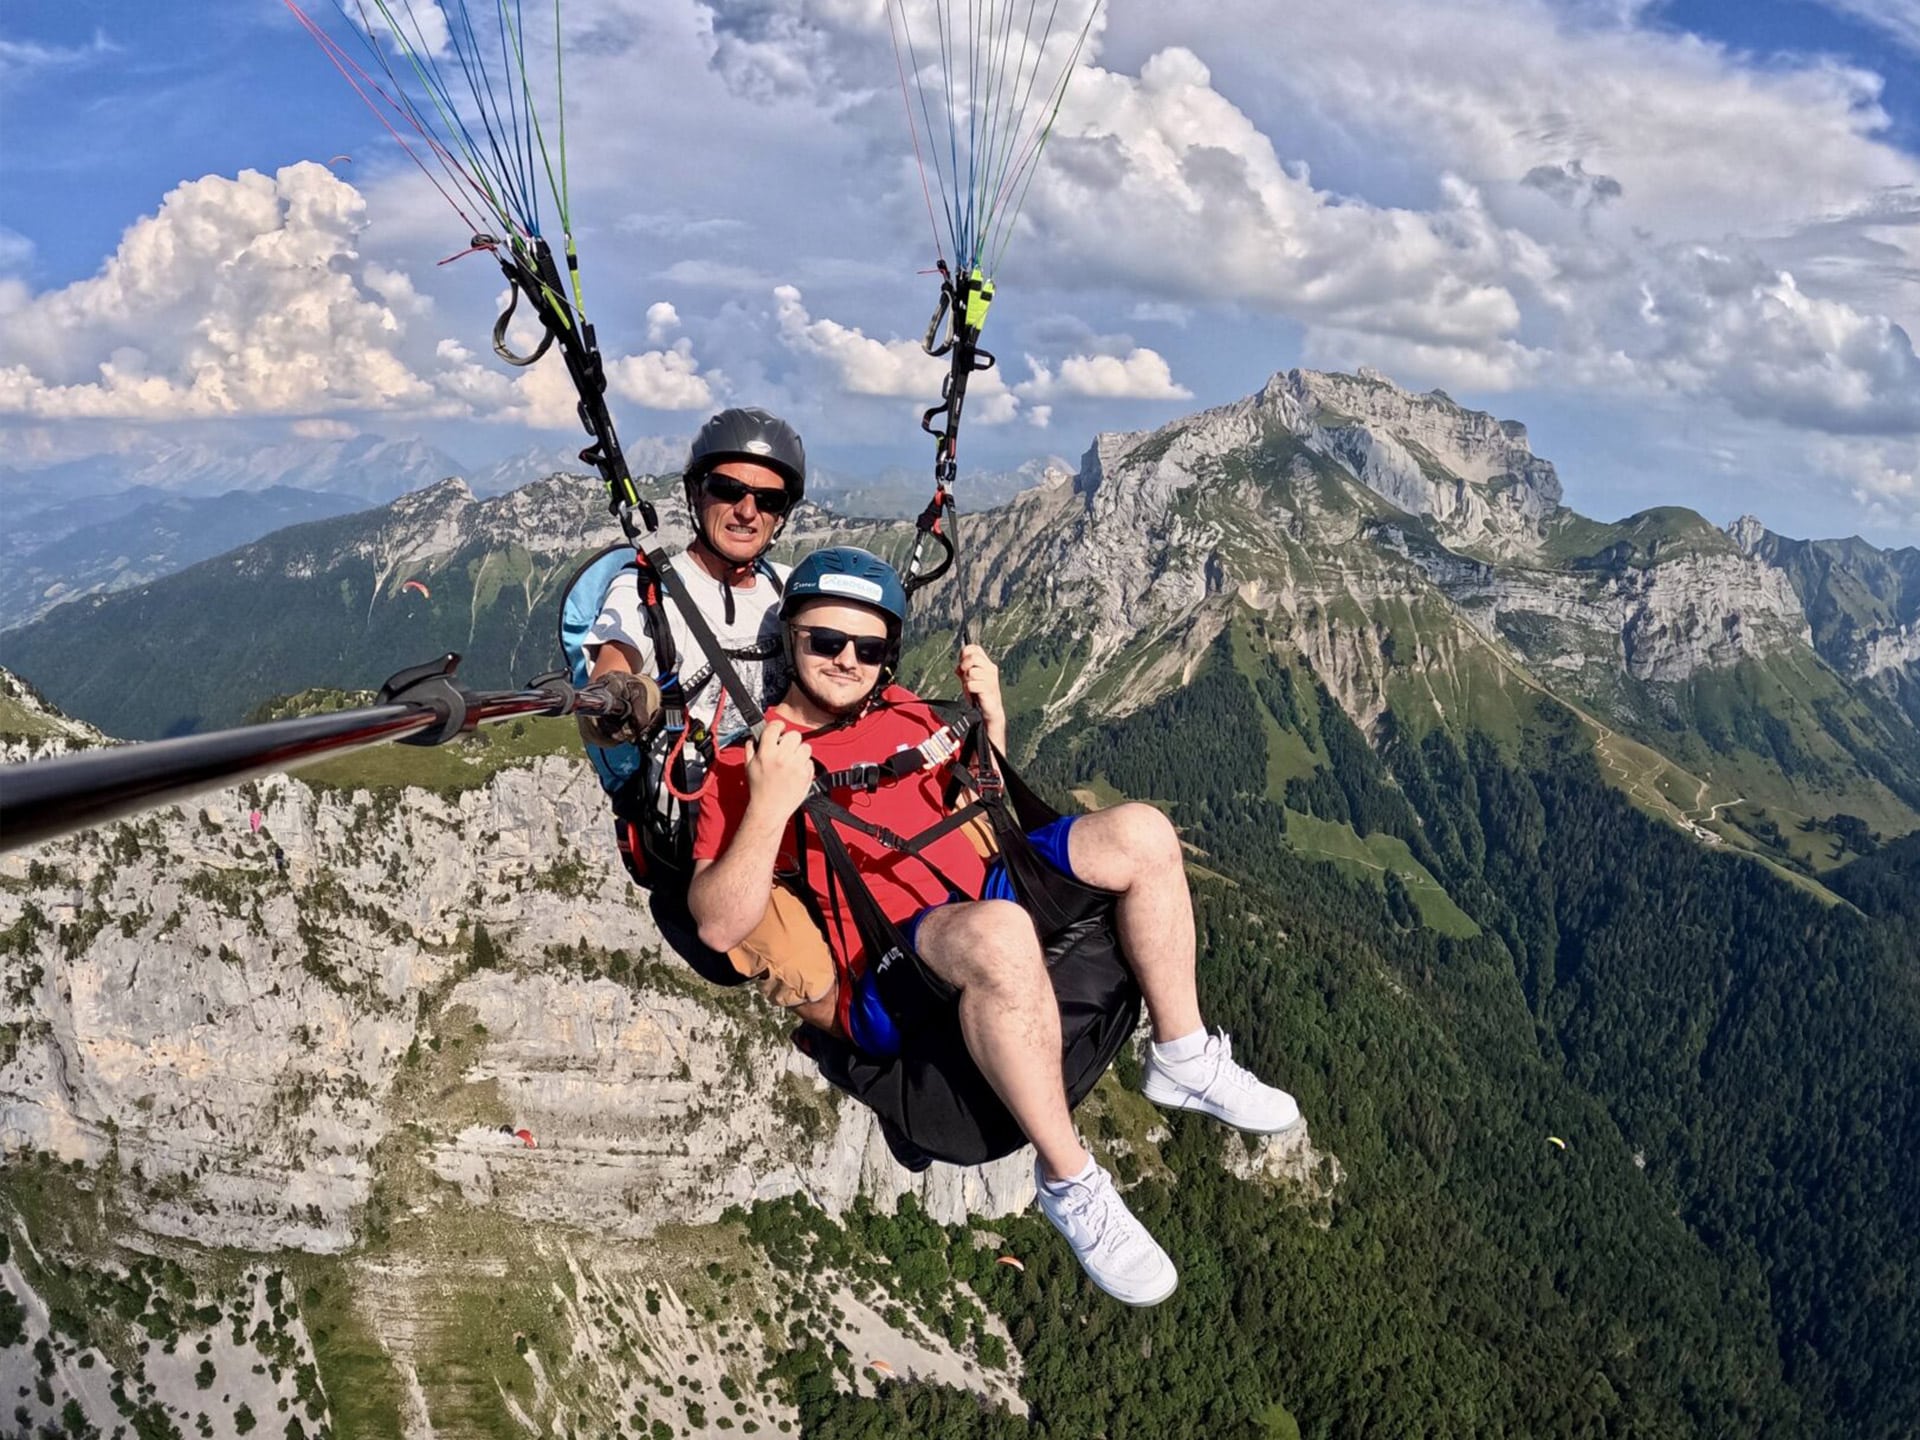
[
  {"left": 345, "top": 0, "right": 523, "bottom": 236},
  {"left": 286, "top": 1, "right": 485, "bottom": 233},
  {"left": 986, "top": 1, "right": 1094, "bottom": 273},
  {"left": 980, "top": 0, "right": 1057, "bottom": 259},
  {"left": 888, "top": 2, "right": 948, "bottom": 265},
  {"left": 322, "top": 0, "right": 515, "bottom": 231}
]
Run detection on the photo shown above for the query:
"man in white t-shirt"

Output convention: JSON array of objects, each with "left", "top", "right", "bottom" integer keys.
[
  {"left": 580, "top": 406, "right": 804, "bottom": 727},
  {"left": 579, "top": 406, "right": 831, "bottom": 1004}
]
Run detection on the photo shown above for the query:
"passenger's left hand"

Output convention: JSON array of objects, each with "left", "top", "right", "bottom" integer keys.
[{"left": 956, "top": 644, "right": 1004, "bottom": 731}]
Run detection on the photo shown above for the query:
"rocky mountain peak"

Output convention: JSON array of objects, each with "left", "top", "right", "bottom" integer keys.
[
  {"left": 1728, "top": 514, "right": 1770, "bottom": 555},
  {"left": 1270, "top": 367, "right": 1564, "bottom": 555},
  {"left": 1068, "top": 364, "right": 1565, "bottom": 560}
]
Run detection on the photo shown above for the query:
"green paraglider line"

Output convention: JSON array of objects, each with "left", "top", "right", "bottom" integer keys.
[
  {"left": 974, "top": 0, "right": 1031, "bottom": 260},
  {"left": 986, "top": 1, "right": 1096, "bottom": 275},
  {"left": 348, "top": 0, "right": 524, "bottom": 236},
  {"left": 333, "top": 0, "right": 518, "bottom": 235},
  {"left": 285, "top": 1, "right": 488, "bottom": 235}
]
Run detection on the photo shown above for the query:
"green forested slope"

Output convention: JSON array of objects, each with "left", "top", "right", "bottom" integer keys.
[{"left": 766, "top": 634, "right": 1916, "bottom": 1439}]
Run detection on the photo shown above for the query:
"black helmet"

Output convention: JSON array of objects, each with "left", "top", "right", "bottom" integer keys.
[{"left": 684, "top": 407, "right": 806, "bottom": 502}]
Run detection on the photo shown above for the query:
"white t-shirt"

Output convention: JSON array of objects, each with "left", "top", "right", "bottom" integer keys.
[{"left": 583, "top": 550, "right": 790, "bottom": 730}]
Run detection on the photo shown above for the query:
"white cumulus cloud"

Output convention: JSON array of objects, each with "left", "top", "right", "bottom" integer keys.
[
  {"left": 609, "top": 339, "right": 719, "bottom": 411},
  {"left": 357, "top": 1, "right": 452, "bottom": 58},
  {"left": 772, "top": 283, "right": 1020, "bottom": 423},
  {"left": 1818, "top": 434, "right": 1920, "bottom": 534},
  {"left": 646, "top": 301, "right": 681, "bottom": 344},
  {"left": 1020, "top": 347, "right": 1192, "bottom": 401},
  {"left": 0, "top": 162, "right": 723, "bottom": 432},
  {"left": 0, "top": 165, "right": 439, "bottom": 420}
]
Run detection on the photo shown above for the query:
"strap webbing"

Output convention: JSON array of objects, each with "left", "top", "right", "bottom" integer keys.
[
  {"left": 638, "top": 540, "right": 769, "bottom": 733},
  {"left": 816, "top": 721, "right": 964, "bottom": 793}
]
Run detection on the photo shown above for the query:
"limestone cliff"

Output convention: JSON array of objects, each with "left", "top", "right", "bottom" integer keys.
[{"left": 0, "top": 754, "right": 1050, "bottom": 1252}]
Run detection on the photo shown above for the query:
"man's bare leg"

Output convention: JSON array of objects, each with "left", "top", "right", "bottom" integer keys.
[
  {"left": 912, "top": 898, "right": 1088, "bottom": 1181},
  {"left": 1063, "top": 803, "right": 1204, "bottom": 1042},
  {"left": 1066, "top": 803, "right": 1302, "bottom": 1135}
]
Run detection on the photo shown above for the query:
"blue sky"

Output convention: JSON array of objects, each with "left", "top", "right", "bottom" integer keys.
[{"left": 2, "top": 0, "right": 1916, "bottom": 543}]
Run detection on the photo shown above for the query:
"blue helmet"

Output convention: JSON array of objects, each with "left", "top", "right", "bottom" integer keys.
[
  {"left": 780, "top": 547, "right": 908, "bottom": 631},
  {"left": 780, "top": 547, "right": 908, "bottom": 695}
]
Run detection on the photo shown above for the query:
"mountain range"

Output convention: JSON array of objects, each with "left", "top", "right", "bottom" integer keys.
[
  {"left": 2, "top": 366, "right": 1916, "bottom": 1437},
  {"left": 0, "top": 433, "right": 1069, "bottom": 632},
  {"left": 6, "top": 366, "right": 1914, "bottom": 878}
]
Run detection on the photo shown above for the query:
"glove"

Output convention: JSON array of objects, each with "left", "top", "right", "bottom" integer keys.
[{"left": 577, "top": 670, "right": 664, "bottom": 749}]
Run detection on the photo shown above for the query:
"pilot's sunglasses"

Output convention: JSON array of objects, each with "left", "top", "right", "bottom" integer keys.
[
  {"left": 791, "top": 625, "right": 890, "bottom": 666},
  {"left": 702, "top": 472, "right": 793, "bottom": 515}
]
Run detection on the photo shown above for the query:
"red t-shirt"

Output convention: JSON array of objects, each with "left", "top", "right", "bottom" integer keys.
[{"left": 692, "top": 686, "right": 988, "bottom": 973}]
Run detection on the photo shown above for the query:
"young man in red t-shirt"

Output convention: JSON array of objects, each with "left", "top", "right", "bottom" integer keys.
[{"left": 688, "top": 547, "right": 1300, "bottom": 1307}]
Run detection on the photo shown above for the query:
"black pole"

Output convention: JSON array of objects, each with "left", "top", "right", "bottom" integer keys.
[{"left": 0, "top": 656, "right": 601, "bottom": 855}]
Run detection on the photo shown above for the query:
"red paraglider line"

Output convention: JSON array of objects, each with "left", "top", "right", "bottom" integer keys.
[
  {"left": 282, "top": 0, "right": 485, "bottom": 235},
  {"left": 887, "top": 1, "right": 947, "bottom": 267}
]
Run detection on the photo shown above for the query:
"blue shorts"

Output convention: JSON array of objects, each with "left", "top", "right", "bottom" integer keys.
[
  {"left": 850, "top": 817, "right": 1081, "bottom": 1057},
  {"left": 908, "top": 814, "right": 1080, "bottom": 946}
]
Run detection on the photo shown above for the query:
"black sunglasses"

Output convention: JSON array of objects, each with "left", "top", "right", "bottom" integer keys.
[
  {"left": 701, "top": 471, "right": 793, "bottom": 516},
  {"left": 791, "top": 624, "right": 890, "bottom": 666}
]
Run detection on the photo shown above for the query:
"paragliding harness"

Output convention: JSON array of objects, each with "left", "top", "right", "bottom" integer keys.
[
  {"left": 784, "top": 695, "right": 1141, "bottom": 1171},
  {"left": 556, "top": 542, "right": 783, "bottom": 889}
]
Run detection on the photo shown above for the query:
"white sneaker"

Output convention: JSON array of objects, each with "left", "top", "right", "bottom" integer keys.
[
  {"left": 1034, "top": 1159, "right": 1178, "bottom": 1307},
  {"left": 1141, "top": 1031, "right": 1302, "bottom": 1134}
]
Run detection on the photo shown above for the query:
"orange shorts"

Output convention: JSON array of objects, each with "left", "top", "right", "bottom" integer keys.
[
  {"left": 726, "top": 813, "right": 996, "bottom": 1017},
  {"left": 728, "top": 880, "right": 837, "bottom": 1010}
]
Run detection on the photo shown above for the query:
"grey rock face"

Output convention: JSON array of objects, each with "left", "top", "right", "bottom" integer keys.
[
  {"left": 0, "top": 755, "right": 1059, "bottom": 1255},
  {"left": 1414, "top": 545, "right": 1813, "bottom": 681},
  {"left": 926, "top": 366, "right": 1820, "bottom": 739}
]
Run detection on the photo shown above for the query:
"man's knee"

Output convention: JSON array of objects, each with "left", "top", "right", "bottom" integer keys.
[
  {"left": 918, "top": 898, "right": 1043, "bottom": 986},
  {"left": 1114, "top": 802, "right": 1180, "bottom": 855},
  {"left": 1079, "top": 802, "right": 1182, "bottom": 880}
]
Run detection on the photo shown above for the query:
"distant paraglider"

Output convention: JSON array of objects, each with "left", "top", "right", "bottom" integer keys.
[
  {"left": 249, "top": 809, "right": 263, "bottom": 834},
  {"left": 867, "top": 1359, "right": 894, "bottom": 1380},
  {"left": 1546, "top": 1136, "right": 1569, "bottom": 1151},
  {"left": 401, "top": 579, "right": 431, "bottom": 601},
  {"left": 328, "top": 153, "right": 351, "bottom": 166},
  {"left": 996, "top": 1255, "right": 1025, "bottom": 1272}
]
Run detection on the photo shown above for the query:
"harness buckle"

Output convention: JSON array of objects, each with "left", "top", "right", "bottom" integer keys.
[{"left": 972, "top": 757, "right": 1006, "bottom": 802}]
